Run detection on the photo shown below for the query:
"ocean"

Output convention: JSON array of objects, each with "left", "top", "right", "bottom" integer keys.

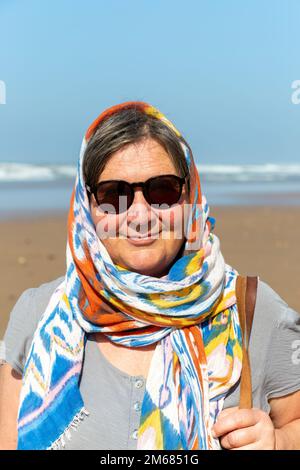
[{"left": 0, "top": 162, "right": 300, "bottom": 220}]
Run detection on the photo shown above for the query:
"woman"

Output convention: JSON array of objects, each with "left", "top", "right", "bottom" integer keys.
[{"left": 0, "top": 101, "right": 300, "bottom": 450}]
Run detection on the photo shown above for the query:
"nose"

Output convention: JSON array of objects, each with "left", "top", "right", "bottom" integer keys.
[{"left": 126, "top": 189, "right": 156, "bottom": 234}]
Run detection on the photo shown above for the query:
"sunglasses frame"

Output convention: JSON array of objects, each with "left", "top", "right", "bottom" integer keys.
[{"left": 86, "top": 173, "right": 188, "bottom": 212}]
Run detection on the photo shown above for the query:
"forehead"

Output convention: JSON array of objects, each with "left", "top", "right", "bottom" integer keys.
[{"left": 98, "top": 138, "right": 178, "bottom": 182}]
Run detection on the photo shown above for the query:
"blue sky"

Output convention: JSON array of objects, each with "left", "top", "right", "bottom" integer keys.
[{"left": 0, "top": 0, "right": 299, "bottom": 165}]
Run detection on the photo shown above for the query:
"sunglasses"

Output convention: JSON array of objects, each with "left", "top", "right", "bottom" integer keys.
[{"left": 86, "top": 174, "right": 187, "bottom": 214}]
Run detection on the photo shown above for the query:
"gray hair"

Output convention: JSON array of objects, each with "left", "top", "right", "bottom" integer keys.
[{"left": 83, "top": 106, "right": 191, "bottom": 194}]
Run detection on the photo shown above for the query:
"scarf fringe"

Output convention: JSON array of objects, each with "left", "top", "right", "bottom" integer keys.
[{"left": 47, "top": 407, "right": 90, "bottom": 450}]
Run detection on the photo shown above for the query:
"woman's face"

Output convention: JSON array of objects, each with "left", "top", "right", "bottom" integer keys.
[{"left": 90, "top": 137, "right": 189, "bottom": 277}]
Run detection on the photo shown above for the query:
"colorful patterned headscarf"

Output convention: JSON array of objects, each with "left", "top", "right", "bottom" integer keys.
[{"left": 17, "top": 101, "right": 243, "bottom": 450}]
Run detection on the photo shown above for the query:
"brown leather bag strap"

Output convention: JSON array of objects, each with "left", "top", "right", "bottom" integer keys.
[
  {"left": 235, "top": 275, "right": 258, "bottom": 409},
  {"left": 245, "top": 276, "right": 258, "bottom": 345}
]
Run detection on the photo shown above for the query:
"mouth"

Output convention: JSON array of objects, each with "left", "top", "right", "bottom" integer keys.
[{"left": 125, "top": 232, "right": 160, "bottom": 246}]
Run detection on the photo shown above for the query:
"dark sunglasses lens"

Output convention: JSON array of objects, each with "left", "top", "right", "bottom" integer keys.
[
  {"left": 96, "top": 181, "right": 132, "bottom": 213},
  {"left": 147, "top": 176, "right": 183, "bottom": 206}
]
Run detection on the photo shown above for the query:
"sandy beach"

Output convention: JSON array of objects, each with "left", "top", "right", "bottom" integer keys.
[{"left": 1, "top": 206, "right": 299, "bottom": 338}]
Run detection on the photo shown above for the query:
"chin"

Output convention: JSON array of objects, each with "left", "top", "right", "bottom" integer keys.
[{"left": 120, "top": 249, "right": 168, "bottom": 277}]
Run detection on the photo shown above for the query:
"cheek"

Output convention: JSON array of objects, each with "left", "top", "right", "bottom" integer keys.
[
  {"left": 160, "top": 204, "right": 186, "bottom": 235},
  {"left": 91, "top": 206, "right": 123, "bottom": 239}
]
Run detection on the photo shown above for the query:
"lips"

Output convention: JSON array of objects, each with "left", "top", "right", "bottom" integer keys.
[
  {"left": 122, "top": 230, "right": 161, "bottom": 240},
  {"left": 126, "top": 238, "right": 157, "bottom": 246},
  {"left": 125, "top": 232, "right": 160, "bottom": 246},
  {"left": 130, "top": 234, "right": 157, "bottom": 240}
]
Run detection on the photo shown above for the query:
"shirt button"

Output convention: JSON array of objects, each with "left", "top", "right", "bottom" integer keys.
[
  {"left": 134, "top": 379, "right": 144, "bottom": 389},
  {"left": 131, "top": 429, "right": 138, "bottom": 440},
  {"left": 134, "top": 401, "right": 141, "bottom": 412}
]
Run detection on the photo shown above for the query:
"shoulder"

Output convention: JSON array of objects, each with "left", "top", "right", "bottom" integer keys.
[
  {"left": 250, "top": 277, "right": 300, "bottom": 352},
  {"left": 224, "top": 278, "right": 300, "bottom": 411},
  {"left": 249, "top": 278, "right": 300, "bottom": 402},
  {"left": 248, "top": 277, "right": 300, "bottom": 374},
  {"left": 256, "top": 278, "right": 287, "bottom": 311},
  {"left": 10, "top": 275, "right": 65, "bottom": 323},
  {"left": 254, "top": 278, "right": 299, "bottom": 328},
  {"left": 24, "top": 275, "right": 65, "bottom": 313},
  {"left": 1, "top": 276, "right": 65, "bottom": 373}
]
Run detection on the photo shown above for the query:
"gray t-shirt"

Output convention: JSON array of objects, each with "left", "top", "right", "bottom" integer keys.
[{"left": 1, "top": 276, "right": 300, "bottom": 450}]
